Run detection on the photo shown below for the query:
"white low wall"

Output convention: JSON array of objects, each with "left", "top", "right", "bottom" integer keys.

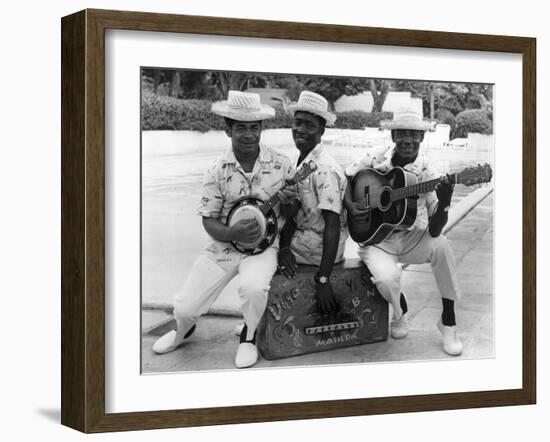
[
  {"left": 142, "top": 129, "right": 299, "bottom": 158},
  {"left": 142, "top": 128, "right": 386, "bottom": 157},
  {"left": 142, "top": 129, "right": 495, "bottom": 159},
  {"left": 466, "top": 133, "right": 494, "bottom": 151}
]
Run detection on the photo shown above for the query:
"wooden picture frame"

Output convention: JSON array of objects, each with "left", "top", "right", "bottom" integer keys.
[{"left": 61, "top": 8, "right": 536, "bottom": 433}]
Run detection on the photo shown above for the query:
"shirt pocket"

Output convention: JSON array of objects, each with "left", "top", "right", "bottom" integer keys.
[
  {"left": 298, "top": 182, "right": 319, "bottom": 216},
  {"left": 298, "top": 183, "right": 315, "bottom": 208},
  {"left": 226, "top": 175, "right": 250, "bottom": 200}
]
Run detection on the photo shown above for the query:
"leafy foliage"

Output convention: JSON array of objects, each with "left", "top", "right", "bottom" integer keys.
[
  {"left": 262, "top": 107, "right": 295, "bottom": 130},
  {"left": 453, "top": 109, "right": 493, "bottom": 138},
  {"left": 141, "top": 69, "right": 494, "bottom": 133},
  {"left": 334, "top": 111, "right": 393, "bottom": 129},
  {"left": 434, "top": 108, "right": 456, "bottom": 134},
  {"left": 393, "top": 80, "right": 493, "bottom": 122},
  {"left": 141, "top": 70, "right": 387, "bottom": 111},
  {"left": 141, "top": 94, "right": 393, "bottom": 131},
  {"left": 141, "top": 94, "right": 225, "bottom": 132}
]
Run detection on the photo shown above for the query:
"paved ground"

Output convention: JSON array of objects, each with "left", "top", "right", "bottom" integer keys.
[{"left": 142, "top": 192, "right": 493, "bottom": 373}]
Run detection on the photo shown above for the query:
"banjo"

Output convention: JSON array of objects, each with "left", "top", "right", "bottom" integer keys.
[{"left": 226, "top": 161, "right": 317, "bottom": 255}]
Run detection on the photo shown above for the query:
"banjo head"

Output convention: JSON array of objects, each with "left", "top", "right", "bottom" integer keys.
[{"left": 227, "top": 197, "right": 278, "bottom": 255}]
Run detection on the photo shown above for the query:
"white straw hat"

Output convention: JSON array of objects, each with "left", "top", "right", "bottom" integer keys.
[
  {"left": 287, "top": 91, "right": 337, "bottom": 126},
  {"left": 211, "top": 90, "right": 275, "bottom": 121},
  {"left": 380, "top": 107, "right": 435, "bottom": 131}
]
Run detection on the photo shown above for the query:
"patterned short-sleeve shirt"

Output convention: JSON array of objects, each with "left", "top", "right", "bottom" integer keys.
[
  {"left": 345, "top": 146, "right": 440, "bottom": 230},
  {"left": 291, "top": 144, "right": 348, "bottom": 265},
  {"left": 198, "top": 145, "right": 294, "bottom": 250}
]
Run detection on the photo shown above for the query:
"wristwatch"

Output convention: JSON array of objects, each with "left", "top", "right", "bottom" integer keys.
[{"left": 314, "top": 273, "right": 330, "bottom": 285}]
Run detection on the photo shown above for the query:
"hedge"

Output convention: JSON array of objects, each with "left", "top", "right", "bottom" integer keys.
[
  {"left": 334, "top": 111, "right": 393, "bottom": 129},
  {"left": 434, "top": 108, "right": 456, "bottom": 134},
  {"left": 453, "top": 109, "right": 493, "bottom": 138},
  {"left": 262, "top": 108, "right": 296, "bottom": 130},
  {"left": 141, "top": 94, "right": 393, "bottom": 131},
  {"left": 141, "top": 95, "right": 224, "bottom": 131}
]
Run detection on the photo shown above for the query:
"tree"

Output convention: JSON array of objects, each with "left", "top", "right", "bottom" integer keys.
[
  {"left": 393, "top": 80, "right": 437, "bottom": 118},
  {"left": 297, "top": 77, "right": 369, "bottom": 110},
  {"left": 178, "top": 71, "right": 221, "bottom": 100},
  {"left": 392, "top": 80, "right": 493, "bottom": 120},
  {"left": 153, "top": 70, "right": 161, "bottom": 94},
  {"left": 213, "top": 72, "right": 251, "bottom": 97},
  {"left": 436, "top": 83, "right": 493, "bottom": 115},
  {"left": 169, "top": 71, "right": 180, "bottom": 97},
  {"left": 141, "top": 68, "right": 166, "bottom": 94},
  {"left": 301, "top": 77, "right": 391, "bottom": 112},
  {"left": 367, "top": 79, "right": 391, "bottom": 112},
  {"left": 257, "top": 74, "right": 305, "bottom": 102}
]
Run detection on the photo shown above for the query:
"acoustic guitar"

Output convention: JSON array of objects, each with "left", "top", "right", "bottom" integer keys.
[
  {"left": 226, "top": 161, "right": 317, "bottom": 255},
  {"left": 348, "top": 164, "right": 493, "bottom": 246}
]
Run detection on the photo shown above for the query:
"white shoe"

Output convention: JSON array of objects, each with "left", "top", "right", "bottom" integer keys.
[
  {"left": 152, "top": 330, "right": 182, "bottom": 354},
  {"left": 235, "top": 343, "right": 258, "bottom": 368},
  {"left": 390, "top": 314, "right": 409, "bottom": 339},
  {"left": 437, "top": 320, "right": 463, "bottom": 356},
  {"left": 152, "top": 324, "right": 196, "bottom": 354}
]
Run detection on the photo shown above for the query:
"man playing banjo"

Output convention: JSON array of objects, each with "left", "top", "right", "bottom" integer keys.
[
  {"left": 277, "top": 91, "right": 348, "bottom": 314},
  {"left": 152, "top": 91, "right": 297, "bottom": 368},
  {"left": 344, "top": 107, "right": 463, "bottom": 356}
]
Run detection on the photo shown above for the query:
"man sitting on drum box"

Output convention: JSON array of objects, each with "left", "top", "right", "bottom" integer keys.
[
  {"left": 344, "top": 107, "right": 463, "bottom": 356},
  {"left": 152, "top": 91, "right": 296, "bottom": 369},
  {"left": 277, "top": 91, "right": 348, "bottom": 314}
]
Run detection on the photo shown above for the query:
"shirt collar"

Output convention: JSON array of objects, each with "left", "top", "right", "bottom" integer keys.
[
  {"left": 221, "top": 144, "right": 272, "bottom": 165},
  {"left": 384, "top": 146, "right": 427, "bottom": 173},
  {"left": 300, "top": 143, "right": 324, "bottom": 165}
]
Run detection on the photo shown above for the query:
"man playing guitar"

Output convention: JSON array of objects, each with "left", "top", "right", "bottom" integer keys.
[
  {"left": 152, "top": 91, "right": 297, "bottom": 368},
  {"left": 277, "top": 91, "right": 348, "bottom": 314},
  {"left": 344, "top": 107, "right": 463, "bottom": 356}
]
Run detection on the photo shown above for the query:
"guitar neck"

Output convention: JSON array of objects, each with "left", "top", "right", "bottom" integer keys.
[{"left": 390, "top": 174, "right": 456, "bottom": 202}]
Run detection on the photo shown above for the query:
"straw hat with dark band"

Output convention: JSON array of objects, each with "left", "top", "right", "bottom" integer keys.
[
  {"left": 380, "top": 107, "right": 435, "bottom": 131},
  {"left": 287, "top": 91, "right": 337, "bottom": 126},
  {"left": 211, "top": 91, "right": 275, "bottom": 121}
]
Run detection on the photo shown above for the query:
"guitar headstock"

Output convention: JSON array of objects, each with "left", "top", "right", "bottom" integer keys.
[
  {"left": 292, "top": 160, "right": 318, "bottom": 184},
  {"left": 456, "top": 163, "right": 493, "bottom": 186}
]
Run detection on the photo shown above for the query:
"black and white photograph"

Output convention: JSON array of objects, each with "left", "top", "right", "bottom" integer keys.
[
  {"left": 3, "top": 0, "right": 545, "bottom": 438},
  {"left": 140, "top": 68, "right": 494, "bottom": 373}
]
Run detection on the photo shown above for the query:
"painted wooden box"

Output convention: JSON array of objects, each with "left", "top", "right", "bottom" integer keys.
[{"left": 257, "top": 259, "right": 389, "bottom": 360}]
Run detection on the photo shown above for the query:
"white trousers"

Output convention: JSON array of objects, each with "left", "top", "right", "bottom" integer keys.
[
  {"left": 172, "top": 246, "right": 278, "bottom": 343},
  {"left": 358, "top": 228, "right": 460, "bottom": 320}
]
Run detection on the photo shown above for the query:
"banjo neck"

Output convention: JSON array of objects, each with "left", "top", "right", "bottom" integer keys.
[
  {"left": 258, "top": 162, "right": 316, "bottom": 215},
  {"left": 258, "top": 175, "right": 300, "bottom": 215}
]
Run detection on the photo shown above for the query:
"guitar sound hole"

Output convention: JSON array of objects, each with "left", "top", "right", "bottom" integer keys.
[{"left": 379, "top": 187, "right": 391, "bottom": 210}]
